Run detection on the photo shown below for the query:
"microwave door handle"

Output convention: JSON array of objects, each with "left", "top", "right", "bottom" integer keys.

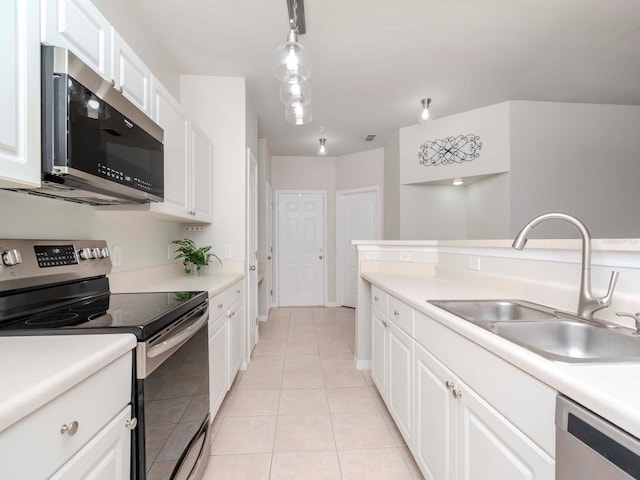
[{"left": 147, "top": 306, "right": 209, "bottom": 358}]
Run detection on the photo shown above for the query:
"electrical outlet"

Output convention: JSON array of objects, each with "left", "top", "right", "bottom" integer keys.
[
  {"left": 399, "top": 252, "right": 412, "bottom": 262},
  {"left": 112, "top": 245, "right": 122, "bottom": 268},
  {"left": 468, "top": 256, "right": 481, "bottom": 271},
  {"left": 183, "top": 225, "right": 208, "bottom": 232}
]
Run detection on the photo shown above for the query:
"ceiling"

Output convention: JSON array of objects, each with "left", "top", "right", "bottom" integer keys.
[{"left": 131, "top": 0, "right": 640, "bottom": 157}]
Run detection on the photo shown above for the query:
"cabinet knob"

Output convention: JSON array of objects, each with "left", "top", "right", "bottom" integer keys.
[
  {"left": 393, "top": 310, "right": 400, "bottom": 316},
  {"left": 249, "top": 265, "right": 256, "bottom": 271},
  {"left": 217, "top": 303, "right": 224, "bottom": 309},
  {"left": 374, "top": 296, "right": 379, "bottom": 301},
  {"left": 267, "top": 256, "right": 272, "bottom": 260},
  {"left": 452, "top": 389, "right": 463, "bottom": 399},
  {"left": 125, "top": 418, "right": 138, "bottom": 430},
  {"left": 319, "top": 255, "right": 323, "bottom": 260},
  {"left": 60, "top": 421, "right": 79, "bottom": 436},
  {"left": 445, "top": 380, "right": 455, "bottom": 391},
  {"left": 236, "top": 289, "right": 241, "bottom": 294}
]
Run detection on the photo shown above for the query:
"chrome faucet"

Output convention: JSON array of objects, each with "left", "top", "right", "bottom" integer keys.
[{"left": 512, "top": 212, "right": 619, "bottom": 321}]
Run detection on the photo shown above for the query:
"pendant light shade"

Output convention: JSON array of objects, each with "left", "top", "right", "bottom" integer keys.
[
  {"left": 285, "top": 102, "right": 313, "bottom": 125},
  {"left": 318, "top": 137, "right": 327, "bottom": 156},
  {"left": 279, "top": 80, "right": 311, "bottom": 106},
  {"left": 274, "top": 28, "right": 311, "bottom": 84},
  {"left": 418, "top": 97, "right": 433, "bottom": 124}
]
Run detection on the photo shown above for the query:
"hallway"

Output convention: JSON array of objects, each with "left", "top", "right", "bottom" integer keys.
[{"left": 203, "top": 307, "right": 424, "bottom": 479}]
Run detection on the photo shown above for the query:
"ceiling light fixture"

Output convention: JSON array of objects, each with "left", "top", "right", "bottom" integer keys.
[
  {"left": 276, "top": 0, "right": 313, "bottom": 125},
  {"left": 452, "top": 179, "right": 464, "bottom": 186},
  {"left": 418, "top": 97, "right": 433, "bottom": 124},
  {"left": 318, "top": 127, "right": 327, "bottom": 156}
]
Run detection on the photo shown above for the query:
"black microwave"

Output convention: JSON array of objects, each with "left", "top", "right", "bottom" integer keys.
[{"left": 38, "top": 45, "right": 164, "bottom": 206}]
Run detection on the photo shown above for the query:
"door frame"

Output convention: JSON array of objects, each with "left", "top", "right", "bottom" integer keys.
[
  {"left": 274, "top": 190, "right": 328, "bottom": 307},
  {"left": 245, "top": 147, "right": 258, "bottom": 364},
  {"left": 336, "top": 186, "right": 381, "bottom": 307}
]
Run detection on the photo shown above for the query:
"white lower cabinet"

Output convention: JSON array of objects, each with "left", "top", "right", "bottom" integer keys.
[
  {"left": 208, "top": 280, "right": 244, "bottom": 420},
  {"left": 371, "top": 289, "right": 555, "bottom": 480},
  {"left": 50, "top": 405, "right": 132, "bottom": 480}
]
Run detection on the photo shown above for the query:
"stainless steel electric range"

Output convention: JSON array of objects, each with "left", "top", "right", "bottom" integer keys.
[{"left": 0, "top": 239, "right": 211, "bottom": 480}]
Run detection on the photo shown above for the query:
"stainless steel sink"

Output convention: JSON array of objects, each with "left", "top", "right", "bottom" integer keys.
[
  {"left": 428, "top": 299, "right": 640, "bottom": 363},
  {"left": 490, "top": 320, "right": 640, "bottom": 363},
  {"left": 428, "top": 299, "right": 556, "bottom": 323}
]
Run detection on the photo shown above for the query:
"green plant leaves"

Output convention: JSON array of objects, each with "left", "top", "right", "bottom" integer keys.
[{"left": 171, "top": 238, "right": 222, "bottom": 268}]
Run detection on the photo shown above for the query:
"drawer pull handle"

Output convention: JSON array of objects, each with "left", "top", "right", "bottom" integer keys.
[
  {"left": 125, "top": 418, "right": 138, "bottom": 430},
  {"left": 393, "top": 310, "right": 400, "bottom": 316},
  {"left": 217, "top": 303, "right": 223, "bottom": 309},
  {"left": 445, "top": 380, "right": 455, "bottom": 391},
  {"left": 60, "top": 421, "right": 79, "bottom": 436},
  {"left": 452, "top": 389, "right": 463, "bottom": 399}
]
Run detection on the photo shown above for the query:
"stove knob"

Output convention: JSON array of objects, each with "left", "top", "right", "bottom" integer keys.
[
  {"left": 2, "top": 249, "right": 22, "bottom": 266},
  {"left": 78, "top": 248, "right": 94, "bottom": 260},
  {"left": 93, "top": 248, "right": 104, "bottom": 259},
  {"left": 101, "top": 247, "right": 110, "bottom": 258}
]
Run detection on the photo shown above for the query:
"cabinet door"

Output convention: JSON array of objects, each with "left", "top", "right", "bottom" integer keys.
[
  {"left": 208, "top": 316, "right": 228, "bottom": 417},
  {"left": 0, "top": 0, "right": 40, "bottom": 188},
  {"left": 112, "top": 33, "right": 153, "bottom": 115},
  {"left": 50, "top": 405, "right": 132, "bottom": 480},
  {"left": 414, "top": 343, "right": 456, "bottom": 480},
  {"left": 387, "top": 322, "right": 413, "bottom": 445},
  {"left": 371, "top": 308, "right": 387, "bottom": 397},
  {"left": 152, "top": 82, "right": 189, "bottom": 217},
  {"left": 41, "top": 0, "right": 112, "bottom": 80},
  {"left": 456, "top": 380, "right": 554, "bottom": 480},
  {"left": 228, "top": 300, "right": 244, "bottom": 386},
  {"left": 190, "top": 123, "right": 213, "bottom": 222}
]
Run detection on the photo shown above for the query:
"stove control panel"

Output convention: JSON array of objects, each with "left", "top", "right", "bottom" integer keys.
[{"left": 35, "top": 245, "right": 78, "bottom": 268}]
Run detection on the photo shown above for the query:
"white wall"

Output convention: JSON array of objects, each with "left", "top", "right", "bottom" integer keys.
[
  {"left": 335, "top": 148, "right": 384, "bottom": 191},
  {"left": 180, "top": 75, "right": 247, "bottom": 271},
  {"left": 509, "top": 102, "right": 640, "bottom": 238},
  {"left": 90, "top": 0, "right": 181, "bottom": 97},
  {"left": 383, "top": 132, "right": 401, "bottom": 240},
  {"left": 0, "top": 190, "right": 181, "bottom": 271},
  {"left": 399, "top": 185, "right": 466, "bottom": 240},
  {"left": 465, "top": 173, "right": 511, "bottom": 239}
]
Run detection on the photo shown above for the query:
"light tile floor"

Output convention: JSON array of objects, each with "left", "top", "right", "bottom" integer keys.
[{"left": 202, "top": 307, "right": 425, "bottom": 480}]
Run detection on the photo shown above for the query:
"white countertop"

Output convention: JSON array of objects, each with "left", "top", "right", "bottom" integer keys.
[
  {"left": 0, "top": 334, "right": 136, "bottom": 433},
  {"left": 362, "top": 272, "right": 640, "bottom": 439},
  {"left": 110, "top": 271, "right": 244, "bottom": 298}
]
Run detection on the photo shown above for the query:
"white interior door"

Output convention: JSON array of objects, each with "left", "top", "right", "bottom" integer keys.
[
  {"left": 277, "top": 192, "right": 325, "bottom": 306},
  {"left": 266, "top": 182, "right": 273, "bottom": 311},
  {"left": 247, "top": 149, "right": 258, "bottom": 353},
  {"left": 337, "top": 188, "right": 379, "bottom": 307}
]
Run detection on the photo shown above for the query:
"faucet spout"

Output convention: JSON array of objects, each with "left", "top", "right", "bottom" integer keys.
[{"left": 511, "top": 212, "right": 618, "bottom": 321}]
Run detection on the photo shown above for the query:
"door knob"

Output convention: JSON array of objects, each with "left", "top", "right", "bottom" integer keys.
[
  {"left": 267, "top": 256, "right": 272, "bottom": 260},
  {"left": 249, "top": 265, "right": 256, "bottom": 271}
]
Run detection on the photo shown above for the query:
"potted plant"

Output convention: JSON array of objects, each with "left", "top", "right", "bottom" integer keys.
[{"left": 172, "top": 238, "right": 222, "bottom": 275}]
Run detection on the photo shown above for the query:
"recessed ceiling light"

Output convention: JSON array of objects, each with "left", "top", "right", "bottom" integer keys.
[{"left": 452, "top": 179, "right": 464, "bottom": 186}]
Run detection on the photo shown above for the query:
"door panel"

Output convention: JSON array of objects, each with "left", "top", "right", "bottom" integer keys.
[{"left": 277, "top": 192, "right": 325, "bottom": 306}]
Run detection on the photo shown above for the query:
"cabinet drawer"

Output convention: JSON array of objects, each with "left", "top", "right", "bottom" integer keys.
[
  {"left": 0, "top": 353, "right": 131, "bottom": 479},
  {"left": 210, "top": 281, "right": 243, "bottom": 320},
  {"left": 371, "top": 285, "right": 388, "bottom": 313},
  {"left": 388, "top": 296, "right": 414, "bottom": 335}
]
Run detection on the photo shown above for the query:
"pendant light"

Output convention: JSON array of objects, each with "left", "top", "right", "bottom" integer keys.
[
  {"left": 279, "top": 80, "right": 311, "bottom": 105},
  {"left": 418, "top": 97, "right": 433, "bottom": 124},
  {"left": 274, "top": 21, "right": 310, "bottom": 84},
  {"left": 285, "top": 102, "right": 313, "bottom": 125},
  {"left": 318, "top": 127, "right": 327, "bottom": 156}
]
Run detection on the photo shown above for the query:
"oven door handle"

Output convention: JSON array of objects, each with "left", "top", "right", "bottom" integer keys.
[{"left": 147, "top": 306, "right": 209, "bottom": 359}]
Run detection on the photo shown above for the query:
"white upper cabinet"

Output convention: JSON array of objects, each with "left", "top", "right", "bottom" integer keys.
[
  {"left": 41, "top": 0, "right": 113, "bottom": 80},
  {"left": 0, "top": 0, "right": 41, "bottom": 188},
  {"left": 152, "top": 82, "right": 190, "bottom": 216},
  {"left": 190, "top": 123, "right": 213, "bottom": 222},
  {"left": 112, "top": 32, "right": 153, "bottom": 115}
]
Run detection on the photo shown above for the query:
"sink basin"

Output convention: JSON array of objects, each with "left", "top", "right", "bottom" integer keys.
[
  {"left": 490, "top": 320, "right": 640, "bottom": 363},
  {"left": 428, "top": 299, "right": 556, "bottom": 323}
]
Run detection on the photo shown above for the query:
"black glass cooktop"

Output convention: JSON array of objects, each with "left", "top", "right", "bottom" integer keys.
[{"left": 0, "top": 290, "right": 207, "bottom": 341}]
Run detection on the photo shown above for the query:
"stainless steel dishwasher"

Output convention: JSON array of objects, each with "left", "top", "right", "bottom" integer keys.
[{"left": 556, "top": 395, "right": 640, "bottom": 479}]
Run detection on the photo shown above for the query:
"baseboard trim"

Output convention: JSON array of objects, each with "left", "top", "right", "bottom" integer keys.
[
  {"left": 325, "top": 302, "right": 338, "bottom": 307},
  {"left": 258, "top": 314, "right": 268, "bottom": 322},
  {"left": 355, "top": 358, "right": 372, "bottom": 370}
]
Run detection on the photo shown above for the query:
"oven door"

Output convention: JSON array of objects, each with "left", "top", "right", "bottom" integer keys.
[{"left": 135, "top": 303, "right": 210, "bottom": 479}]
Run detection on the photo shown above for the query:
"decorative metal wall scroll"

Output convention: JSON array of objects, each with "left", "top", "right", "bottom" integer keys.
[{"left": 418, "top": 134, "right": 482, "bottom": 166}]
